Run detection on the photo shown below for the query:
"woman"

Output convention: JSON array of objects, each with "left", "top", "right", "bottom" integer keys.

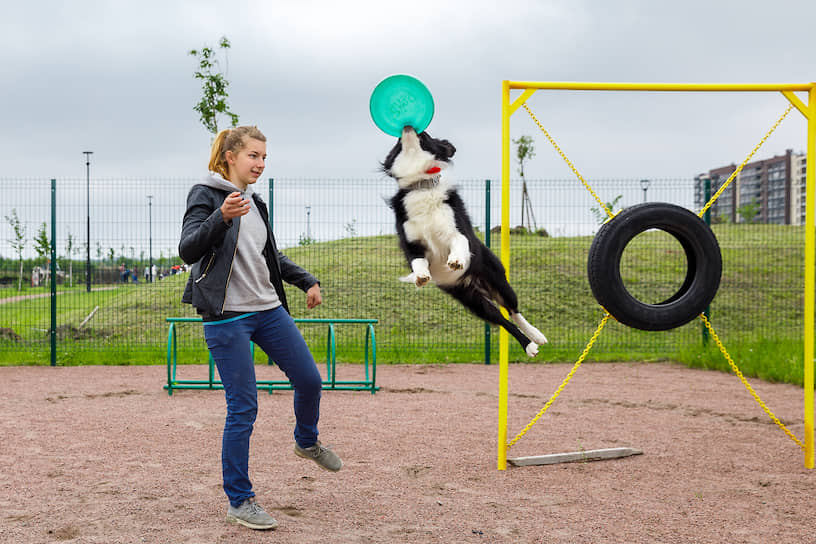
[{"left": 179, "top": 125, "right": 341, "bottom": 531}]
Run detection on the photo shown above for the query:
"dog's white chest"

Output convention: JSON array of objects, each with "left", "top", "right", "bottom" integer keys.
[{"left": 402, "top": 188, "right": 457, "bottom": 253}]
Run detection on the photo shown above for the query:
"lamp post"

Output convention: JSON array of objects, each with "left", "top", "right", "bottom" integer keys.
[
  {"left": 305, "top": 205, "right": 312, "bottom": 239},
  {"left": 640, "top": 178, "right": 651, "bottom": 203},
  {"left": 83, "top": 151, "right": 93, "bottom": 293},
  {"left": 147, "top": 195, "right": 153, "bottom": 283}
]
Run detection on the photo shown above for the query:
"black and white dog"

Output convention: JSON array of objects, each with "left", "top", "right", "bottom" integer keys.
[{"left": 382, "top": 126, "right": 548, "bottom": 357}]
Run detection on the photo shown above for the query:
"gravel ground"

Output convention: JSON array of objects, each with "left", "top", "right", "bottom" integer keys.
[{"left": 0, "top": 362, "right": 812, "bottom": 543}]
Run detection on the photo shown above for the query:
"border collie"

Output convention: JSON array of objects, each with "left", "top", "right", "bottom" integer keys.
[{"left": 382, "top": 126, "right": 548, "bottom": 357}]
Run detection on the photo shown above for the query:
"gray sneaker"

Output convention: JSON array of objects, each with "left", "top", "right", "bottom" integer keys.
[
  {"left": 294, "top": 441, "right": 343, "bottom": 472},
  {"left": 226, "top": 498, "right": 278, "bottom": 530}
]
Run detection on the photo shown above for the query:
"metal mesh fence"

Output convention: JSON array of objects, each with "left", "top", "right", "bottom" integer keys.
[{"left": 0, "top": 176, "right": 804, "bottom": 365}]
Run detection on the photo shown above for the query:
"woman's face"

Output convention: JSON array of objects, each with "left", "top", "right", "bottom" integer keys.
[{"left": 226, "top": 137, "right": 267, "bottom": 189}]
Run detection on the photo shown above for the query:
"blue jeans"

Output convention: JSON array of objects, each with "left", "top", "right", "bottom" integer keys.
[{"left": 204, "top": 306, "right": 323, "bottom": 507}]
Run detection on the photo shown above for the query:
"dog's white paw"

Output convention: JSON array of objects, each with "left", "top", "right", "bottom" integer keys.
[
  {"left": 415, "top": 274, "right": 431, "bottom": 287},
  {"left": 525, "top": 342, "right": 539, "bottom": 357},
  {"left": 446, "top": 257, "right": 464, "bottom": 271}
]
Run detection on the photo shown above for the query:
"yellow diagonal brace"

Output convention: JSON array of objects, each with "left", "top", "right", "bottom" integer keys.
[
  {"left": 508, "top": 88, "right": 537, "bottom": 116},
  {"left": 782, "top": 91, "right": 810, "bottom": 119}
]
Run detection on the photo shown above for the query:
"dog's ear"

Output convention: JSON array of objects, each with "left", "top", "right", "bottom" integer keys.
[
  {"left": 419, "top": 131, "right": 456, "bottom": 161},
  {"left": 438, "top": 139, "right": 456, "bottom": 161}
]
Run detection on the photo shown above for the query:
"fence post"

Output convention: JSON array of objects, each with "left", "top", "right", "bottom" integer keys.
[
  {"left": 50, "top": 178, "right": 57, "bottom": 366},
  {"left": 268, "top": 178, "right": 274, "bottom": 231},
  {"left": 702, "top": 176, "right": 711, "bottom": 345},
  {"left": 485, "top": 179, "right": 491, "bottom": 365},
  {"left": 268, "top": 178, "right": 274, "bottom": 367}
]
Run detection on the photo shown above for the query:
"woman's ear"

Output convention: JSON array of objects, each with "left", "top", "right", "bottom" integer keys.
[{"left": 224, "top": 150, "right": 235, "bottom": 166}]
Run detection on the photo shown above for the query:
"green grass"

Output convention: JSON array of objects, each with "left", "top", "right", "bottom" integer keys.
[{"left": 0, "top": 224, "right": 809, "bottom": 386}]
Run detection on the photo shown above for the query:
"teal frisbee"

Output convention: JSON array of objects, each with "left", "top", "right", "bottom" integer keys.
[{"left": 369, "top": 74, "right": 435, "bottom": 137}]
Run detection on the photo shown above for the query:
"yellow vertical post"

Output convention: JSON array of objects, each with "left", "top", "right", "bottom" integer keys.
[
  {"left": 804, "top": 85, "right": 816, "bottom": 469},
  {"left": 497, "top": 80, "right": 511, "bottom": 470}
]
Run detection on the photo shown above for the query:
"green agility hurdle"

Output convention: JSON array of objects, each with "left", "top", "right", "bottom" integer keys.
[{"left": 164, "top": 317, "right": 379, "bottom": 395}]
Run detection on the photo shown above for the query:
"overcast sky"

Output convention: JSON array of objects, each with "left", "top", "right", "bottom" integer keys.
[{"left": 3, "top": 0, "right": 815, "bottom": 184}]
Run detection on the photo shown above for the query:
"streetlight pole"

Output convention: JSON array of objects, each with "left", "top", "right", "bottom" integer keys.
[
  {"left": 147, "top": 195, "right": 153, "bottom": 283},
  {"left": 640, "top": 178, "right": 651, "bottom": 203},
  {"left": 305, "top": 205, "right": 311, "bottom": 239},
  {"left": 83, "top": 151, "right": 93, "bottom": 293}
]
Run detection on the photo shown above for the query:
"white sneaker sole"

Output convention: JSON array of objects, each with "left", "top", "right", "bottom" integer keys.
[{"left": 226, "top": 514, "right": 278, "bottom": 530}]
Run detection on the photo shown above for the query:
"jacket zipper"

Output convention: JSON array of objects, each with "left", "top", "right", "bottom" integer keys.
[
  {"left": 221, "top": 219, "right": 241, "bottom": 313},
  {"left": 194, "top": 252, "right": 216, "bottom": 283}
]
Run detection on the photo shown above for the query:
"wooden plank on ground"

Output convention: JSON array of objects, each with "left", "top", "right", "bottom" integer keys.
[{"left": 507, "top": 447, "right": 643, "bottom": 467}]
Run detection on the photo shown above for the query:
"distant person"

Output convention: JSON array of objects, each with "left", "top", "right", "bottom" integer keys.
[
  {"left": 178, "top": 125, "right": 341, "bottom": 531},
  {"left": 132, "top": 268, "right": 138, "bottom": 284}
]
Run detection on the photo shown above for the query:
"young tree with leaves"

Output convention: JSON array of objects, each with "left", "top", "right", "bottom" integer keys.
[
  {"left": 190, "top": 36, "right": 240, "bottom": 135},
  {"left": 4, "top": 209, "right": 26, "bottom": 291},
  {"left": 591, "top": 195, "right": 624, "bottom": 224},
  {"left": 513, "top": 135, "right": 537, "bottom": 231},
  {"left": 65, "top": 231, "right": 75, "bottom": 287},
  {"left": 33, "top": 222, "right": 52, "bottom": 287},
  {"left": 34, "top": 222, "right": 51, "bottom": 261}
]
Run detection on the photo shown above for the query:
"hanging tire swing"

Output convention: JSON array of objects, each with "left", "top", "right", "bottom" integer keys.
[{"left": 587, "top": 202, "right": 722, "bottom": 331}]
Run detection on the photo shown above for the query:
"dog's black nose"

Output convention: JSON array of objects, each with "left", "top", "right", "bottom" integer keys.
[{"left": 401, "top": 125, "right": 416, "bottom": 135}]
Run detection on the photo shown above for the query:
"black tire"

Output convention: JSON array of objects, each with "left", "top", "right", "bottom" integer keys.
[{"left": 587, "top": 203, "right": 722, "bottom": 331}]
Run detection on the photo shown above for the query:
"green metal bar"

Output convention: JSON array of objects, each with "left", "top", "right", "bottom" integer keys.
[
  {"left": 484, "top": 178, "right": 491, "bottom": 365},
  {"left": 268, "top": 178, "right": 275, "bottom": 367},
  {"left": 367, "top": 323, "right": 377, "bottom": 394},
  {"left": 164, "top": 317, "right": 378, "bottom": 393},
  {"left": 166, "top": 322, "right": 176, "bottom": 395},
  {"left": 702, "top": 176, "right": 712, "bottom": 345},
  {"left": 50, "top": 179, "right": 57, "bottom": 367},
  {"left": 329, "top": 323, "right": 337, "bottom": 389},
  {"left": 208, "top": 352, "right": 215, "bottom": 388}
]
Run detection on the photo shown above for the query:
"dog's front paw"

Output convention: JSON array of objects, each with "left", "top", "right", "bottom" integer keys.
[
  {"left": 446, "top": 257, "right": 464, "bottom": 271},
  {"left": 415, "top": 274, "right": 431, "bottom": 287},
  {"left": 525, "top": 342, "right": 539, "bottom": 357}
]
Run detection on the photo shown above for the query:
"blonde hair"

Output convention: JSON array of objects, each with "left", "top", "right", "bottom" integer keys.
[{"left": 208, "top": 126, "right": 267, "bottom": 179}]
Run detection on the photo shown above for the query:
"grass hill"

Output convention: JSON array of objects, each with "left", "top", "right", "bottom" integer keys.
[{"left": 0, "top": 224, "right": 808, "bottom": 385}]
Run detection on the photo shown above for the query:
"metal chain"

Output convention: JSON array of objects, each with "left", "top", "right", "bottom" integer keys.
[
  {"left": 507, "top": 313, "right": 612, "bottom": 449},
  {"left": 699, "top": 314, "right": 805, "bottom": 451},
  {"left": 698, "top": 103, "right": 794, "bottom": 218},
  {"left": 521, "top": 103, "right": 613, "bottom": 218}
]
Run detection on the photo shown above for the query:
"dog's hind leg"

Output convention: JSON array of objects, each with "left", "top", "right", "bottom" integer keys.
[
  {"left": 443, "top": 285, "right": 539, "bottom": 357},
  {"left": 480, "top": 254, "right": 548, "bottom": 347},
  {"left": 510, "top": 313, "right": 548, "bottom": 346}
]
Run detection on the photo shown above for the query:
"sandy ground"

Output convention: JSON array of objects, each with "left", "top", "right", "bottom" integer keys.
[{"left": 0, "top": 361, "right": 813, "bottom": 544}]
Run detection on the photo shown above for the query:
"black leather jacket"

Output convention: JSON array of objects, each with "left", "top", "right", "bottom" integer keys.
[{"left": 179, "top": 184, "right": 317, "bottom": 317}]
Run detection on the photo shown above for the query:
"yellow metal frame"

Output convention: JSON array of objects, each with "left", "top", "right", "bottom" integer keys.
[{"left": 499, "top": 80, "right": 816, "bottom": 471}]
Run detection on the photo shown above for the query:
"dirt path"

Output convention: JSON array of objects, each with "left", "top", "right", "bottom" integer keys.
[{"left": 0, "top": 362, "right": 812, "bottom": 543}]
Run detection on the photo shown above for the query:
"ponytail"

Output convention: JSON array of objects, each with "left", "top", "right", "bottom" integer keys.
[
  {"left": 207, "top": 126, "right": 267, "bottom": 180},
  {"left": 208, "top": 128, "right": 232, "bottom": 179}
]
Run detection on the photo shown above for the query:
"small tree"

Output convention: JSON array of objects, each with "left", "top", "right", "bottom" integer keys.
[
  {"left": 34, "top": 222, "right": 51, "bottom": 261},
  {"left": 65, "top": 231, "right": 75, "bottom": 287},
  {"left": 190, "top": 36, "right": 240, "bottom": 135},
  {"left": 33, "top": 223, "right": 52, "bottom": 287},
  {"left": 591, "top": 195, "right": 623, "bottom": 224},
  {"left": 4, "top": 209, "right": 26, "bottom": 291},
  {"left": 738, "top": 198, "right": 761, "bottom": 224},
  {"left": 513, "top": 135, "right": 537, "bottom": 231}
]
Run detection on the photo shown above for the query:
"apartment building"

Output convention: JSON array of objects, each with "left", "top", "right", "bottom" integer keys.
[{"left": 694, "top": 149, "right": 807, "bottom": 225}]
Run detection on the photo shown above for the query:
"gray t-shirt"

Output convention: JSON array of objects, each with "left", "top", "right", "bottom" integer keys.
[{"left": 201, "top": 173, "right": 281, "bottom": 312}]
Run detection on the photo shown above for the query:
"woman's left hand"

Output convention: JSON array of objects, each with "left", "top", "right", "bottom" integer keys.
[{"left": 306, "top": 284, "right": 322, "bottom": 309}]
